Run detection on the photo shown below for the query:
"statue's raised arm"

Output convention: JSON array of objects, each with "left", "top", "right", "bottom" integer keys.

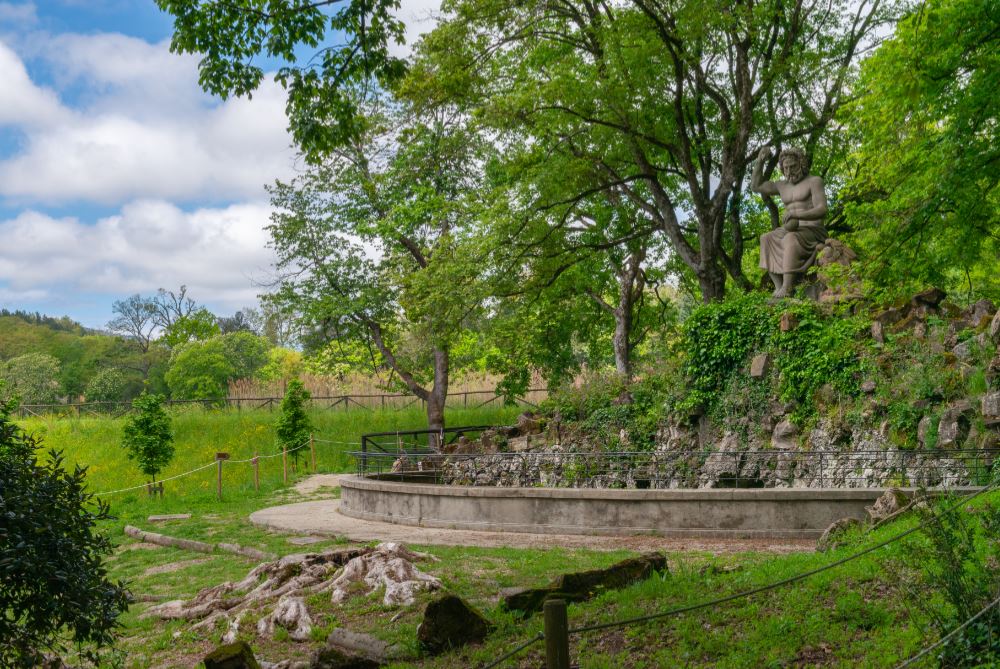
[{"left": 755, "top": 147, "right": 828, "bottom": 299}]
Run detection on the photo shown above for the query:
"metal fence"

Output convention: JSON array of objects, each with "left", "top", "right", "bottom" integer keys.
[
  {"left": 14, "top": 388, "right": 547, "bottom": 418},
  {"left": 350, "top": 447, "right": 1000, "bottom": 489}
]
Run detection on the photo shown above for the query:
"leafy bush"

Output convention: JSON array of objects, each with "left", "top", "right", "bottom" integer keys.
[
  {"left": 84, "top": 368, "right": 126, "bottom": 404},
  {"left": 0, "top": 352, "right": 62, "bottom": 404},
  {"left": 678, "top": 293, "right": 774, "bottom": 413},
  {"left": 275, "top": 379, "right": 313, "bottom": 468},
  {"left": 120, "top": 392, "right": 174, "bottom": 485},
  {"left": 896, "top": 496, "right": 1000, "bottom": 667},
  {"left": 0, "top": 394, "right": 128, "bottom": 665}
]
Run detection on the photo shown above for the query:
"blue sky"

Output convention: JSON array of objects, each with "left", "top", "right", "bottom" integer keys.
[{"left": 0, "top": 0, "right": 437, "bottom": 330}]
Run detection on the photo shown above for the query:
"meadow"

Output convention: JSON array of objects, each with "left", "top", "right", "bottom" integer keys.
[{"left": 18, "top": 405, "right": 995, "bottom": 668}]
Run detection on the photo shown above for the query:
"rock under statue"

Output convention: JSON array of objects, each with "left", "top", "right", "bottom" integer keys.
[{"left": 751, "top": 146, "right": 828, "bottom": 298}]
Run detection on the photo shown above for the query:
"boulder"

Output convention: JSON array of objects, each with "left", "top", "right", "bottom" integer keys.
[
  {"left": 816, "top": 517, "right": 862, "bottom": 553},
  {"left": 860, "top": 380, "right": 877, "bottom": 394},
  {"left": 983, "top": 392, "right": 1000, "bottom": 426},
  {"left": 780, "top": 312, "right": 798, "bottom": 332},
  {"left": 311, "top": 628, "right": 407, "bottom": 668},
  {"left": 204, "top": 641, "right": 261, "bottom": 669},
  {"left": 937, "top": 400, "right": 974, "bottom": 448},
  {"left": 865, "top": 489, "right": 909, "bottom": 524},
  {"left": 912, "top": 288, "right": 947, "bottom": 308},
  {"left": 917, "top": 415, "right": 933, "bottom": 447},
  {"left": 871, "top": 320, "right": 885, "bottom": 344},
  {"left": 991, "top": 309, "right": 1000, "bottom": 344},
  {"left": 750, "top": 353, "right": 770, "bottom": 379},
  {"left": 874, "top": 307, "right": 906, "bottom": 327},
  {"left": 771, "top": 419, "right": 799, "bottom": 450},
  {"left": 417, "top": 594, "right": 492, "bottom": 655},
  {"left": 970, "top": 299, "right": 996, "bottom": 325},
  {"left": 503, "top": 553, "right": 668, "bottom": 615}
]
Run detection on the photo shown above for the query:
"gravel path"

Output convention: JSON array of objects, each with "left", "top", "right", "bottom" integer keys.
[{"left": 251, "top": 476, "right": 815, "bottom": 554}]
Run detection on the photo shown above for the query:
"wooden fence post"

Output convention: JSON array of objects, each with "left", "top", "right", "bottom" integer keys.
[
  {"left": 282, "top": 446, "right": 288, "bottom": 485},
  {"left": 215, "top": 452, "right": 230, "bottom": 500},
  {"left": 310, "top": 433, "right": 317, "bottom": 472},
  {"left": 544, "top": 599, "right": 570, "bottom": 669}
]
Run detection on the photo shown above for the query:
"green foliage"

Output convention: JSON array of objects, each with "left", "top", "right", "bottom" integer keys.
[
  {"left": 120, "top": 392, "right": 174, "bottom": 482},
  {"left": 84, "top": 368, "right": 127, "bottom": 404},
  {"left": 258, "top": 347, "right": 303, "bottom": 382},
  {"left": 0, "top": 395, "right": 128, "bottom": 665},
  {"left": 844, "top": 0, "right": 1000, "bottom": 302},
  {"left": 275, "top": 379, "right": 313, "bottom": 468},
  {"left": 157, "top": 0, "right": 407, "bottom": 157},
  {"left": 160, "top": 307, "right": 220, "bottom": 348},
  {"left": 165, "top": 344, "right": 232, "bottom": 402},
  {"left": 896, "top": 497, "right": 1000, "bottom": 667},
  {"left": 771, "top": 302, "right": 867, "bottom": 421},
  {"left": 0, "top": 352, "right": 62, "bottom": 405},
  {"left": 217, "top": 331, "right": 270, "bottom": 380},
  {"left": 679, "top": 293, "right": 775, "bottom": 413}
]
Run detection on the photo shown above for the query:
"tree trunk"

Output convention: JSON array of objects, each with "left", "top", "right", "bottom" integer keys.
[
  {"left": 426, "top": 348, "right": 449, "bottom": 447},
  {"left": 698, "top": 262, "right": 727, "bottom": 303},
  {"left": 612, "top": 312, "right": 631, "bottom": 379}
]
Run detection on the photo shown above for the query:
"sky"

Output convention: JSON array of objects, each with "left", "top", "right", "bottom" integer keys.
[{"left": 0, "top": 0, "right": 438, "bottom": 330}]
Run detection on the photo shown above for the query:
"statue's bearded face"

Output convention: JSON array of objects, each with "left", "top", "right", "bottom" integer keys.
[{"left": 780, "top": 157, "right": 805, "bottom": 183}]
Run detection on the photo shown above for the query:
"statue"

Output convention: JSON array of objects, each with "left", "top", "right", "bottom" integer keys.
[{"left": 751, "top": 146, "right": 828, "bottom": 299}]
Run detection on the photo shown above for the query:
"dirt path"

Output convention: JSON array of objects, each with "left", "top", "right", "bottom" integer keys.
[{"left": 251, "top": 475, "right": 815, "bottom": 554}]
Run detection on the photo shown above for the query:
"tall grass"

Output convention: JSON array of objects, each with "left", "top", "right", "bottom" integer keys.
[{"left": 19, "top": 405, "right": 521, "bottom": 517}]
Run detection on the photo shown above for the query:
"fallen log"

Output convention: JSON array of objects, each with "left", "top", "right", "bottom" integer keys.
[
  {"left": 125, "top": 525, "right": 214, "bottom": 554},
  {"left": 123, "top": 526, "right": 276, "bottom": 561}
]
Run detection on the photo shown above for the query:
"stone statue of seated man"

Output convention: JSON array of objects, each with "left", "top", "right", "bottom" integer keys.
[{"left": 751, "top": 146, "right": 828, "bottom": 299}]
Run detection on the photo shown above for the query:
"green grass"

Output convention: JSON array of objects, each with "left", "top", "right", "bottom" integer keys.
[
  {"left": 18, "top": 405, "right": 993, "bottom": 668},
  {"left": 19, "top": 404, "right": 522, "bottom": 520}
]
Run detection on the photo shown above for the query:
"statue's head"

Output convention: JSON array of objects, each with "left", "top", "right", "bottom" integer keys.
[{"left": 778, "top": 147, "right": 809, "bottom": 183}]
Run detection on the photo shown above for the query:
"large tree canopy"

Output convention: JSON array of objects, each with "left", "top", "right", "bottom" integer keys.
[
  {"left": 157, "top": 0, "right": 409, "bottom": 156},
  {"left": 417, "top": 0, "right": 891, "bottom": 301},
  {"left": 843, "top": 0, "right": 1000, "bottom": 302}
]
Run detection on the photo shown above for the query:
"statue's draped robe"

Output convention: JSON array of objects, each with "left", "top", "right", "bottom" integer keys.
[{"left": 759, "top": 222, "right": 827, "bottom": 274}]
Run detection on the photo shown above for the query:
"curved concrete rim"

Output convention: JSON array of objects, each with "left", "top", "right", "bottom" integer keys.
[
  {"left": 248, "top": 499, "right": 817, "bottom": 553},
  {"left": 338, "top": 475, "right": 972, "bottom": 540}
]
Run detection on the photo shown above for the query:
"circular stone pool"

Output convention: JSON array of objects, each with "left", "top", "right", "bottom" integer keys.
[{"left": 338, "top": 475, "right": 961, "bottom": 539}]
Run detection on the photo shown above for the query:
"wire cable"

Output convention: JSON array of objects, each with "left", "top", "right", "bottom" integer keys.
[
  {"left": 479, "top": 632, "right": 544, "bottom": 669},
  {"left": 895, "top": 594, "right": 1000, "bottom": 668},
  {"left": 93, "top": 461, "right": 219, "bottom": 497},
  {"left": 568, "top": 483, "right": 998, "bottom": 635}
]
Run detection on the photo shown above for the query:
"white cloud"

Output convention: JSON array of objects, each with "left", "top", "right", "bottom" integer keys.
[
  {"left": 0, "top": 2, "right": 36, "bottom": 26},
  {"left": 391, "top": 0, "right": 444, "bottom": 57},
  {"left": 0, "top": 201, "right": 276, "bottom": 312},
  {"left": 0, "top": 33, "right": 295, "bottom": 205},
  {"left": 0, "top": 40, "right": 69, "bottom": 127}
]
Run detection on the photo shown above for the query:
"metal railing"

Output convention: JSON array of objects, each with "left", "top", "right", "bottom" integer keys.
[{"left": 350, "top": 447, "right": 1000, "bottom": 489}]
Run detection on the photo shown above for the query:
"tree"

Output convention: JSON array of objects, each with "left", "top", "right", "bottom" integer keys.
[
  {"left": 0, "top": 353, "right": 62, "bottom": 405},
  {"left": 275, "top": 379, "right": 313, "bottom": 470},
  {"left": 157, "top": 0, "right": 409, "bottom": 156},
  {"left": 419, "top": 0, "right": 891, "bottom": 301},
  {"left": 268, "top": 92, "right": 485, "bottom": 432},
  {"left": 106, "top": 294, "right": 158, "bottom": 353},
  {"left": 218, "top": 331, "right": 271, "bottom": 380},
  {"left": 161, "top": 307, "right": 221, "bottom": 348},
  {"left": 151, "top": 285, "right": 198, "bottom": 332},
  {"left": 0, "top": 394, "right": 129, "bottom": 665},
  {"left": 120, "top": 392, "right": 175, "bottom": 487},
  {"left": 843, "top": 0, "right": 1000, "bottom": 301},
  {"left": 164, "top": 344, "right": 233, "bottom": 402},
  {"left": 217, "top": 309, "right": 259, "bottom": 335},
  {"left": 84, "top": 368, "right": 127, "bottom": 404}
]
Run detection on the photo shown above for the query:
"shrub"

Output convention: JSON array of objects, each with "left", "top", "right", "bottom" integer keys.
[
  {"left": 0, "top": 352, "right": 62, "bottom": 404},
  {"left": 84, "top": 368, "right": 126, "bottom": 404},
  {"left": 120, "top": 392, "right": 174, "bottom": 486},
  {"left": 275, "top": 379, "right": 313, "bottom": 469},
  {"left": 0, "top": 393, "right": 128, "bottom": 665}
]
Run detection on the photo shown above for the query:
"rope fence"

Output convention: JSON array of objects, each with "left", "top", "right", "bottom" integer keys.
[
  {"left": 91, "top": 435, "right": 346, "bottom": 498},
  {"left": 483, "top": 482, "right": 1000, "bottom": 668}
]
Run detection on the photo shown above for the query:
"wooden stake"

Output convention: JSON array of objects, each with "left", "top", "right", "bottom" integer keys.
[
  {"left": 282, "top": 446, "right": 288, "bottom": 485},
  {"left": 544, "top": 599, "right": 570, "bottom": 669},
  {"left": 310, "top": 433, "right": 317, "bottom": 472},
  {"left": 253, "top": 453, "right": 259, "bottom": 491},
  {"left": 215, "top": 452, "right": 229, "bottom": 501}
]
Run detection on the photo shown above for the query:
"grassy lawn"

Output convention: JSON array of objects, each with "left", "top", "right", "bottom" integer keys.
[{"left": 17, "top": 407, "right": 981, "bottom": 668}]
